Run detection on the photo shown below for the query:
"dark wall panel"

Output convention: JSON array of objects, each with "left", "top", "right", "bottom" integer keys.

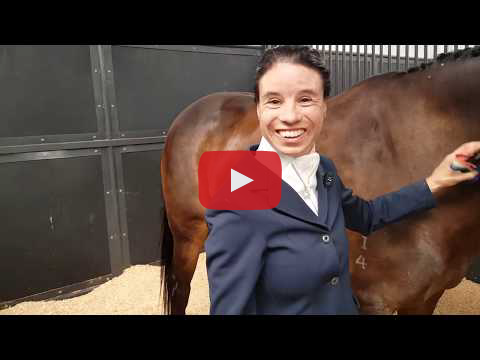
[
  {"left": 111, "top": 46, "right": 258, "bottom": 132},
  {"left": 122, "top": 149, "right": 163, "bottom": 265},
  {"left": 0, "top": 45, "right": 97, "bottom": 138},
  {"left": 0, "top": 155, "right": 110, "bottom": 302}
]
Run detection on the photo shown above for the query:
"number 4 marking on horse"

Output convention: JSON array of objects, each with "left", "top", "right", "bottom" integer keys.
[{"left": 356, "top": 255, "right": 367, "bottom": 270}]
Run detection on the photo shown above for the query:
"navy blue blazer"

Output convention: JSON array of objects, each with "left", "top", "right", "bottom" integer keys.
[{"left": 205, "top": 145, "right": 437, "bottom": 315}]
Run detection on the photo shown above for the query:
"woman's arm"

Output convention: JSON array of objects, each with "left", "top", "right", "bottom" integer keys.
[
  {"left": 335, "top": 141, "right": 480, "bottom": 236},
  {"left": 339, "top": 177, "right": 436, "bottom": 236},
  {"left": 205, "top": 209, "right": 266, "bottom": 315}
]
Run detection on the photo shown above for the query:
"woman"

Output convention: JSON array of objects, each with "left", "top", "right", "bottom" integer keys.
[{"left": 204, "top": 45, "right": 480, "bottom": 315}]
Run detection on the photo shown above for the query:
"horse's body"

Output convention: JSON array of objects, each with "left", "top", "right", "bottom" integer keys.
[{"left": 160, "top": 47, "right": 480, "bottom": 314}]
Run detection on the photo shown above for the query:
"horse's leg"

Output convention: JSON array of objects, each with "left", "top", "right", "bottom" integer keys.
[
  {"left": 396, "top": 290, "right": 445, "bottom": 315},
  {"left": 170, "top": 220, "right": 208, "bottom": 315}
]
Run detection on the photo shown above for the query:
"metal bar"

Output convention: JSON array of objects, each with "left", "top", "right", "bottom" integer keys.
[
  {"left": 356, "top": 45, "right": 360, "bottom": 83},
  {"left": 414, "top": 45, "right": 419, "bottom": 67},
  {"left": 405, "top": 45, "right": 410, "bottom": 71},
  {"left": 342, "top": 45, "right": 346, "bottom": 92},
  {"left": 322, "top": 45, "right": 325, "bottom": 58},
  {"left": 119, "top": 44, "right": 262, "bottom": 57},
  {"left": 423, "top": 45, "right": 428, "bottom": 64},
  {"left": 364, "top": 45, "right": 368, "bottom": 80},
  {"left": 101, "top": 45, "right": 118, "bottom": 138},
  {"left": 0, "top": 148, "right": 101, "bottom": 164},
  {"left": 349, "top": 45, "right": 353, "bottom": 88},
  {"left": 113, "top": 148, "right": 131, "bottom": 269},
  {"left": 434, "top": 45, "right": 438, "bottom": 59},
  {"left": 372, "top": 45, "right": 376, "bottom": 75},
  {"left": 388, "top": 45, "right": 392, "bottom": 72},
  {"left": 396, "top": 45, "right": 400, "bottom": 71},
  {"left": 444, "top": 45, "right": 448, "bottom": 54},
  {"left": 379, "top": 45, "right": 383, "bottom": 73},
  {"left": 328, "top": 45, "right": 332, "bottom": 76},
  {"left": 0, "top": 274, "right": 113, "bottom": 310},
  {"left": 454, "top": 45, "right": 458, "bottom": 52},
  {"left": 0, "top": 136, "right": 167, "bottom": 155},
  {"left": 90, "top": 46, "right": 106, "bottom": 141},
  {"left": 103, "top": 147, "right": 123, "bottom": 276},
  {"left": 335, "top": 45, "right": 339, "bottom": 95}
]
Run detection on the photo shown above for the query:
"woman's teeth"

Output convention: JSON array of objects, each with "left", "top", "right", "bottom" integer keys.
[{"left": 277, "top": 129, "right": 305, "bottom": 138}]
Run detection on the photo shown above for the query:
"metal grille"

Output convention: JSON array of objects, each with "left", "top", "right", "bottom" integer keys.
[{"left": 266, "top": 45, "right": 477, "bottom": 96}]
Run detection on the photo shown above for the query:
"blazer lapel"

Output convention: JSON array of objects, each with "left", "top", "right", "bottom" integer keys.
[{"left": 251, "top": 143, "right": 332, "bottom": 231}]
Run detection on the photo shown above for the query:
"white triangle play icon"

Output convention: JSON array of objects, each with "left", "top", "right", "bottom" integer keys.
[{"left": 231, "top": 169, "right": 254, "bottom": 192}]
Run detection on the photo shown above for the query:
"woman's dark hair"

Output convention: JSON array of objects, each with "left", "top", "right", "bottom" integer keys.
[{"left": 254, "top": 45, "right": 331, "bottom": 103}]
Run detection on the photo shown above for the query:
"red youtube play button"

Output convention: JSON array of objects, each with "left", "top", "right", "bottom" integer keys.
[{"left": 198, "top": 151, "right": 282, "bottom": 210}]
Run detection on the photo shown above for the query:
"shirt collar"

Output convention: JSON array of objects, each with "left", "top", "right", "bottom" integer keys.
[{"left": 257, "top": 136, "right": 320, "bottom": 184}]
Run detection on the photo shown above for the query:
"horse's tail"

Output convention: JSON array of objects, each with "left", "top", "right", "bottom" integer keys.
[{"left": 160, "top": 204, "right": 174, "bottom": 315}]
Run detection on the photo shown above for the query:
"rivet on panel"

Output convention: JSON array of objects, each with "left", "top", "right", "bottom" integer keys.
[
  {"left": 40, "top": 138, "right": 45, "bottom": 142},
  {"left": 106, "top": 191, "right": 110, "bottom": 195},
  {"left": 119, "top": 189, "right": 123, "bottom": 193},
  {"left": 94, "top": 149, "right": 99, "bottom": 153},
  {"left": 92, "top": 135, "right": 97, "bottom": 139},
  {"left": 111, "top": 104, "right": 115, "bottom": 108}
]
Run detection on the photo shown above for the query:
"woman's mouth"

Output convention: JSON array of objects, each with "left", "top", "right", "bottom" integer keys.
[{"left": 275, "top": 129, "right": 307, "bottom": 142}]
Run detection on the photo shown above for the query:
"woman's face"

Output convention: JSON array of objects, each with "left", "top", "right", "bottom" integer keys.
[{"left": 256, "top": 62, "right": 327, "bottom": 157}]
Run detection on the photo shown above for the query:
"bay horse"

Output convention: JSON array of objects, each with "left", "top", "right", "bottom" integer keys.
[{"left": 160, "top": 46, "right": 480, "bottom": 315}]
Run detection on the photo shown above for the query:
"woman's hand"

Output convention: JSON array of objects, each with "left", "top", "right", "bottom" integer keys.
[{"left": 426, "top": 141, "right": 480, "bottom": 193}]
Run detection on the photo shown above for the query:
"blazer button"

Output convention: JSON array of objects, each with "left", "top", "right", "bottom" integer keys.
[
  {"left": 330, "top": 276, "right": 339, "bottom": 286},
  {"left": 322, "top": 234, "right": 330, "bottom": 243}
]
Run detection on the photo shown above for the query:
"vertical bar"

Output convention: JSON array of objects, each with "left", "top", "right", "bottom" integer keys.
[
  {"left": 90, "top": 46, "right": 106, "bottom": 140},
  {"left": 379, "top": 45, "right": 383, "bottom": 73},
  {"left": 103, "top": 148, "right": 124, "bottom": 276},
  {"left": 434, "top": 45, "right": 438, "bottom": 59},
  {"left": 372, "top": 44, "right": 376, "bottom": 75},
  {"left": 328, "top": 45, "right": 332, "bottom": 76},
  {"left": 356, "top": 45, "right": 360, "bottom": 83},
  {"left": 423, "top": 45, "right": 428, "bottom": 64},
  {"left": 113, "top": 148, "right": 132, "bottom": 269},
  {"left": 414, "top": 45, "right": 419, "bottom": 67},
  {"left": 342, "top": 45, "right": 346, "bottom": 92},
  {"left": 405, "top": 45, "right": 410, "bottom": 71},
  {"left": 454, "top": 45, "right": 458, "bottom": 52},
  {"left": 349, "top": 44, "right": 353, "bottom": 88},
  {"left": 396, "top": 45, "right": 400, "bottom": 71},
  {"left": 364, "top": 45, "right": 368, "bottom": 80},
  {"left": 444, "top": 45, "right": 448, "bottom": 54},
  {"left": 321, "top": 45, "right": 325, "bottom": 58},
  {"left": 335, "top": 45, "right": 339, "bottom": 95},
  {"left": 388, "top": 45, "right": 392, "bottom": 72}
]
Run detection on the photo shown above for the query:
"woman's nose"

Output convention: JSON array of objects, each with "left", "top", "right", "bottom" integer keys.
[{"left": 278, "top": 103, "right": 300, "bottom": 124}]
